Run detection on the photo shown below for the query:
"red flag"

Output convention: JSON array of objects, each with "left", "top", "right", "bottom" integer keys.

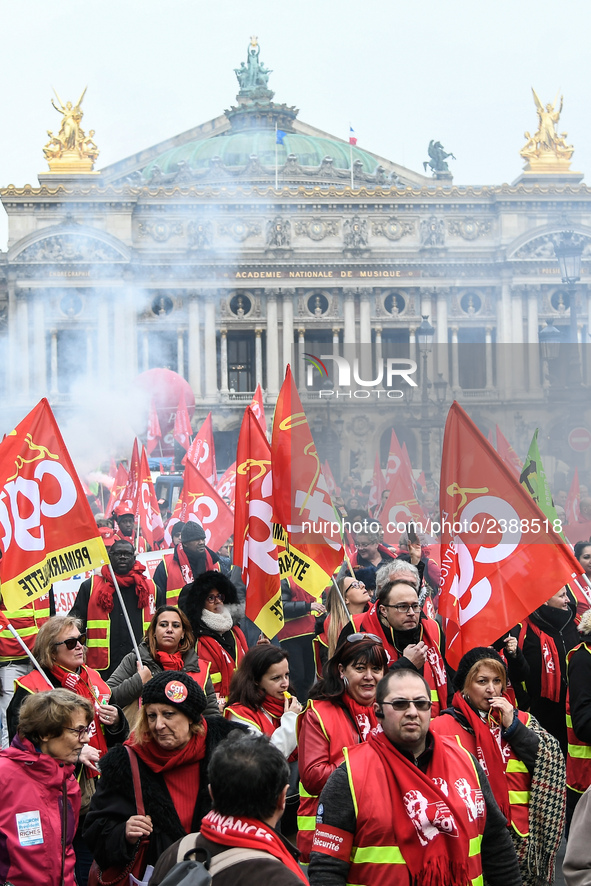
[
  {"left": 496, "top": 426, "right": 522, "bottom": 479},
  {"left": 172, "top": 461, "right": 233, "bottom": 553},
  {"left": 173, "top": 396, "right": 193, "bottom": 452},
  {"left": 381, "top": 463, "right": 426, "bottom": 545},
  {"left": 105, "top": 462, "right": 129, "bottom": 517},
  {"left": 234, "top": 406, "right": 282, "bottom": 638},
  {"left": 566, "top": 468, "right": 581, "bottom": 524},
  {"left": 368, "top": 454, "right": 386, "bottom": 514},
  {"left": 120, "top": 439, "right": 141, "bottom": 515},
  {"left": 146, "top": 399, "right": 162, "bottom": 457},
  {"left": 0, "top": 399, "right": 109, "bottom": 608},
  {"left": 184, "top": 412, "right": 216, "bottom": 483},
  {"left": 385, "top": 430, "right": 405, "bottom": 483},
  {"left": 322, "top": 460, "right": 339, "bottom": 498},
  {"left": 271, "top": 366, "right": 343, "bottom": 582},
  {"left": 216, "top": 462, "right": 237, "bottom": 511},
  {"left": 138, "top": 448, "right": 165, "bottom": 548},
  {"left": 439, "top": 401, "right": 583, "bottom": 669},
  {"left": 249, "top": 385, "right": 267, "bottom": 435}
]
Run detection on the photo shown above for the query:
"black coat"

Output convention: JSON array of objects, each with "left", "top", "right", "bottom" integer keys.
[{"left": 83, "top": 717, "right": 245, "bottom": 871}]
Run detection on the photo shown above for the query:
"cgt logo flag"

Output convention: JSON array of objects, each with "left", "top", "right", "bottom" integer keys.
[
  {"left": 0, "top": 399, "right": 109, "bottom": 609},
  {"left": 234, "top": 406, "right": 282, "bottom": 638},
  {"left": 271, "top": 366, "right": 343, "bottom": 591},
  {"left": 216, "top": 462, "right": 237, "bottom": 511},
  {"left": 172, "top": 460, "right": 233, "bottom": 553},
  {"left": 439, "top": 401, "right": 582, "bottom": 669},
  {"left": 184, "top": 412, "right": 216, "bottom": 484}
]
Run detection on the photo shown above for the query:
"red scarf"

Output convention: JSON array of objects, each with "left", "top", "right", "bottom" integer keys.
[
  {"left": 127, "top": 727, "right": 207, "bottom": 833},
  {"left": 521, "top": 618, "right": 561, "bottom": 702},
  {"left": 51, "top": 664, "right": 108, "bottom": 759},
  {"left": 341, "top": 691, "right": 378, "bottom": 741},
  {"left": 155, "top": 650, "right": 185, "bottom": 671},
  {"left": 177, "top": 543, "right": 216, "bottom": 584},
  {"left": 369, "top": 731, "right": 474, "bottom": 886},
  {"left": 260, "top": 694, "right": 286, "bottom": 727},
  {"left": 451, "top": 691, "right": 510, "bottom": 820},
  {"left": 200, "top": 811, "right": 307, "bottom": 884},
  {"left": 94, "top": 562, "right": 152, "bottom": 612}
]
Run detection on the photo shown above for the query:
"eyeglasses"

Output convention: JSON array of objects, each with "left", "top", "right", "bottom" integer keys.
[
  {"left": 347, "top": 632, "right": 382, "bottom": 644},
  {"left": 344, "top": 581, "right": 365, "bottom": 590},
  {"left": 55, "top": 634, "right": 86, "bottom": 650},
  {"left": 381, "top": 699, "right": 432, "bottom": 712},
  {"left": 64, "top": 725, "right": 91, "bottom": 740},
  {"left": 205, "top": 593, "right": 224, "bottom": 604},
  {"left": 382, "top": 602, "right": 421, "bottom": 614}
]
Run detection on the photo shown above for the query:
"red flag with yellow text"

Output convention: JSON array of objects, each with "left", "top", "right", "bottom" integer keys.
[
  {"left": 439, "top": 401, "right": 582, "bottom": 669},
  {"left": 138, "top": 447, "right": 165, "bottom": 548},
  {"left": 172, "top": 461, "right": 233, "bottom": 553},
  {"left": 216, "top": 462, "right": 237, "bottom": 511},
  {"left": 234, "top": 406, "right": 282, "bottom": 638},
  {"left": 0, "top": 399, "right": 109, "bottom": 609},
  {"left": 271, "top": 366, "right": 343, "bottom": 586},
  {"left": 184, "top": 412, "right": 216, "bottom": 483},
  {"left": 249, "top": 385, "right": 267, "bottom": 436}
]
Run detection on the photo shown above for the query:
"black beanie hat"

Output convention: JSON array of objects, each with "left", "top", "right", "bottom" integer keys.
[
  {"left": 453, "top": 646, "right": 507, "bottom": 693},
  {"left": 181, "top": 521, "right": 206, "bottom": 543},
  {"left": 141, "top": 671, "right": 206, "bottom": 723}
]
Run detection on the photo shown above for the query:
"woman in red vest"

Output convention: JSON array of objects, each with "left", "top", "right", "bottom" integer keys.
[
  {"left": 8, "top": 616, "right": 129, "bottom": 886},
  {"left": 106, "top": 606, "right": 219, "bottom": 730},
  {"left": 297, "top": 635, "right": 388, "bottom": 863},
  {"left": 431, "top": 646, "right": 565, "bottom": 886},
  {"left": 179, "top": 571, "right": 248, "bottom": 711}
]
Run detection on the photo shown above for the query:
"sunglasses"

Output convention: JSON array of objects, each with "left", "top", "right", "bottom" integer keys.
[
  {"left": 55, "top": 633, "right": 86, "bottom": 650},
  {"left": 205, "top": 593, "right": 224, "bottom": 604},
  {"left": 381, "top": 698, "right": 432, "bottom": 712},
  {"left": 347, "top": 632, "right": 382, "bottom": 644},
  {"left": 64, "top": 724, "right": 91, "bottom": 740}
]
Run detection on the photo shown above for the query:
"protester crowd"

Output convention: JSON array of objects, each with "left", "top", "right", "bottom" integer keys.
[{"left": 3, "top": 477, "right": 591, "bottom": 886}]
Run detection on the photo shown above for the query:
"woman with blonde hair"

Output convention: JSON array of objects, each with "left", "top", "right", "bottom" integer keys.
[{"left": 313, "top": 575, "right": 371, "bottom": 676}]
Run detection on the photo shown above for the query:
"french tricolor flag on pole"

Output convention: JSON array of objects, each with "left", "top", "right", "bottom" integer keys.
[{"left": 349, "top": 125, "right": 357, "bottom": 145}]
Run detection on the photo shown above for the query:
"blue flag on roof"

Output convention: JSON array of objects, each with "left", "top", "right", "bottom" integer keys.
[{"left": 276, "top": 129, "right": 286, "bottom": 145}]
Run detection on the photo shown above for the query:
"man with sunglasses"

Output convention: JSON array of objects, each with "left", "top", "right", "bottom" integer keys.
[{"left": 308, "top": 669, "right": 522, "bottom": 886}]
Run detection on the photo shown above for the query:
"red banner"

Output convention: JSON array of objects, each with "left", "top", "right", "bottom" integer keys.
[
  {"left": 234, "top": 406, "right": 282, "bottom": 638},
  {"left": 439, "top": 401, "right": 582, "bottom": 669},
  {"left": 184, "top": 412, "right": 216, "bottom": 484},
  {"left": 271, "top": 366, "right": 343, "bottom": 583},
  {"left": 172, "top": 461, "right": 233, "bottom": 552},
  {"left": 173, "top": 396, "right": 193, "bottom": 451},
  {"left": 0, "top": 399, "right": 109, "bottom": 609},
  {"left": 146, "top": 399, "right": 162, "bottom": 457},
  {"left": 216, "top": 462, "right": 237, "bottom": 511}
]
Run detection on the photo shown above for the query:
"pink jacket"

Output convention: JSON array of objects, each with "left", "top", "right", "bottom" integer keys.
[{"left": 0, "top": 735, "right": 81, "bottom": 886}]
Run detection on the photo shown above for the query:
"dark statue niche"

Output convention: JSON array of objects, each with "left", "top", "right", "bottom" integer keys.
[
  {"left": 230, "top": 293, "right": 252, "bottom": 317},
  {"left": 152, "top": 294, "right": 174, "bottom": 317},
  {"left": 307, "top": 293, "right": 329, "bottom": 316},
  {"left": 384, "top": 292, "right": 406, "bottom": 316}
]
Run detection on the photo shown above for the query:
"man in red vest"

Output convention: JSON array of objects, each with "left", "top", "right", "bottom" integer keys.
[
  {"left": 308, "top": 669, "right": 522, "bottom": 886},
  {"left": 113, "top": 505, "right": 147, "bottom": 553},
  {"left": 69, "top": 540, "right": 155, "bottom": 678}
]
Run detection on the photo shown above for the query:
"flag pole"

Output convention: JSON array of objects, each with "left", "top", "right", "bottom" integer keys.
[
  {"left": 275, "top": 122, "right": 279, "bottom": 190},
  {"left": 108, "top": 564, "right": 142, "bottom": 667},
  {"left": 349, "top": 140, "right": 354, "bottom": 190},
  {"left": 5, "top": 623, "right": 54, "bottom": 688}
]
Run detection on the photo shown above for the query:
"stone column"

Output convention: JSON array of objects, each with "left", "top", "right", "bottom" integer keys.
[
  {"left": 86, "top": 329, "right": 94, "bottom": 379},
  {"left": 343, "top": 290, "right": 355, "bottom": 343},
  {"left": 33, "top": 295, "right": 47, "bottom": 396},
  {"left": 97, "top": 296, "right": 110, "bottom": 387},
  {"left": 125, "top": 289, "right": 138, "bottom": 378},
  {"left": 485, "top": 326, "right": 494, "bottom": 389},
  {"left": 359, "top": 291, "right": 372, "bottom": 381},
  {"left": 451, "top": 326, "right": 459, "bottom": 390},
  {"left": 527, "top": 288, "right": 540, "bottom": 391},
  {"left": 255, "top": 328, "right": 263, "bottom": 389},
  {"left": 177, "top": 329, "right": 185, "bottom": 378},
  {"left": 7, "top": 283, "right": 17, "bottom": 398},
  {"left": 50, "top": 329, "right": 58, "bottom": 396},
  {"left": 436, "top": 290, "right": 448, "bottom": 344},
  {"left": 266, "top": 293, "right": 279, "bottom": 396},
  {"left": 298, "top": 328, "right": 306, "bottom": 388},
  {"left": 409, "top": 325, "right": 417, "bottom": 367},
  {"left": 17, "top": 295, "right": 30, "bottom": 399},
  {"left": 220, "top": 329, "right": 229, "bottom": 394},
  {"left": 204, "top": 293, "right": 217, "bottom": 401},
  {"left": 282, "top": 291, "right": 294, "bottom": 375},
  {"left": 188, "top": 294, "right": 202, "bottom": 399}
]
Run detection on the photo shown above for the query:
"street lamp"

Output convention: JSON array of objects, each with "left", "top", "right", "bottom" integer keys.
[
  {"left": 539, "top": 320, "right": 562, "bottom": 362},
  {"left": 554, "top": 231, "right": 583, "bottom": 344}
]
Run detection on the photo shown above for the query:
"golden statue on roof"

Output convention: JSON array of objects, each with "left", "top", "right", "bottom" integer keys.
[
  {"left": 519, "top": 88, "right": 574, "bottom": 173},
  {"left": 43, "top": 87, "right": 99, "bottom": 173}
]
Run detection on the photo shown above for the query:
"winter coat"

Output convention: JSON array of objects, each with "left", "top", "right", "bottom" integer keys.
[
  {"left": 83, "top": 717, "right": 246, "bottom": 872},
  {"left": 106, "top": 640, "right": 220, "bottom": 718},
  {"left": 0, "top": 735, "right": 81, "bottom": 886}
]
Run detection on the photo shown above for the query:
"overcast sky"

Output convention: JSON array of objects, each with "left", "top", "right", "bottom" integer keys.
[{"left": 1, "top": 0, "right": 589, "bottom": 248}]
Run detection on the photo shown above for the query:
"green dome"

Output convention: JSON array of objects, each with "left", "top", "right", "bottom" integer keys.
[{"left": 142, "top": 130, "right": 379, "bottom": 176}]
